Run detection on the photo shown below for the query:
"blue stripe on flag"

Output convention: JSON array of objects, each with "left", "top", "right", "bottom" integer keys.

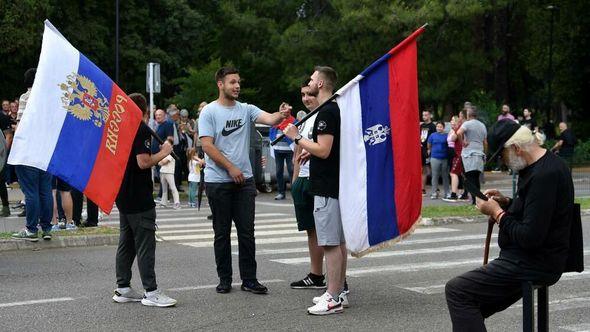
[
  {"left": 359, "top": 59, "right": 399, "bottom": 245},
  {"left": 46, "top": 54, "right": 113, "bottom": 191}
]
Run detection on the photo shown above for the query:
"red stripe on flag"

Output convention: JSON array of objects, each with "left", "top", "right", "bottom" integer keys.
[
  {"left": 388, "top": 40, "right": 422, "bottom": 234},
  {"left": 84, "top": 84, "right": 143, "bottom": 214}
]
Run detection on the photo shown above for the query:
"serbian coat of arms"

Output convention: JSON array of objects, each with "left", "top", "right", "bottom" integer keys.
[{"left": 59, "top": 73, "right": 110, "bottom": 127}]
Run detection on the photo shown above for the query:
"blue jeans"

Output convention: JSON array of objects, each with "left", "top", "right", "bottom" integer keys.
[
  {"left": 188, "top": 181, "right": 197, "bottom": 205},
  {"left": 15, "top": 165, "right": 53, "bottom": 233},
  {"left": 274, "top": 150, "right": 294, "bottom": 195}
]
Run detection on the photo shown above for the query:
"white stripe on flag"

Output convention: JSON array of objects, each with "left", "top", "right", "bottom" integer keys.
[
  {"left": 337, "top": 79, "right": 369, "bottom": 254},
  {"left": 8, "top": 22, "right": 79, "bottom": 169}
]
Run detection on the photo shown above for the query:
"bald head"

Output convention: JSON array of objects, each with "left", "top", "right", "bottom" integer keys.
[
  {"left": 155, "top": 109, "right": 166, "bottom": 124},
  {"left": 559, "top": 122, "right": 568, "bottom": 132}
]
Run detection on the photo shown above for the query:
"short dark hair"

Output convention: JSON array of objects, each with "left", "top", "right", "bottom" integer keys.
[
  {"left": 129, "top": 93, "right": 148, "bottom": 115},
  {"left": 314, "top": 66, "right": 337, "bottom": 90},
  {"left": 24, "top": 68, "right": 36, "bottom": 87},
  {"left": 215, "top": 67, "right": 239, "bottom": 82},
  {"left": 301, "top": 78, "right": 311, "bottom": 88},
  {"left": 436, "top": 121, "right": 445, "bottom": 127}
]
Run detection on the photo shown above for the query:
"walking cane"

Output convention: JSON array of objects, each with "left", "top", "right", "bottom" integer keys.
[{"left": 483, "top": 218, "right": 494, "bottom": 265}]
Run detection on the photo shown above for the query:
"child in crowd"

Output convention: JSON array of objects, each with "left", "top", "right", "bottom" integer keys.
[
  {"left": 427, "top": 121, "right": 450, "bottom": 199},
  {"left": 187, "top": 148, "right": 205, "bottom": 208},
  {"left": 158, "top": 139, "right": 180, "bottom": 209}
]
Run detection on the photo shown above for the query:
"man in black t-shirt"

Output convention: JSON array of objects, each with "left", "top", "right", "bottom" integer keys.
[
  {"left": 284, "top": 66, "right": 347, "bottom": 315},
  {"left": 112, "top": 93, "right": 177, "bottom": 308},
  {"left": 0, "top": 110, "right": 14, "bottom": 216},
  {"left": 420, "top": 111, "right": 436, "bottom": 195},
  {"left": 520, "top": 108, "right": 537, "bottom": 132},
  {"left": 551, "top": 122, "right": 577, "bottom": 166}
]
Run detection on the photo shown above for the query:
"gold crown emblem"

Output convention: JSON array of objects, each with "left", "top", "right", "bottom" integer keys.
[{"left": 59, "top": 73, "right": 110, "bottom": 127}]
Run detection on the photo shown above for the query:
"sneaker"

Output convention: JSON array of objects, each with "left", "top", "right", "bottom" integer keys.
[
  {"left": 42, "top": 230, "right": 52, "bottom": 240},
  {"left": 11, "top": 229, "right": 39, "bottom": 242},
  {"left": 113, "top": 287, "right": 143, "bottom": 303},
  {"left": 442, "top": 193, "right": 458, "bottom": 202},
  {"left": 51, "top": 224, "right": 61, "bottom": 231},
  {"left": 241, "top": 279, "right": 268, "bottom": 294},
  {"left": 290, "top": 273, "right": 326, "bottom": 289},
  {"left": 430, "top": 193, "right": 438, "bottom": 199},
  {"left": 58, "top": 219, "right": 66, "bottom": 229},
  {"left": 80, "top": 221, "right": 98, "bottom": 228},
  {"left": 173, "top": 202, "right": 181, "bottom": 210},
  {"left": 459, "top": 192, "right": 470, "bottom": 201},
  {"left": 17, "top": 209, "right": 26, "bottom": 217},
  {"left": 308, "top": 292, "right": 343, "bottom": 315},
  {"left": 0, "top": 205, "right": 10, "bottom": 217},
  {"left": 274, "top": 193, "right": 286, "bottom": 200},
  {"left": 65, "top": 223, "right": 77, "bottom": 230},
  {"left": 154, "top": 197, "right": 161, "bottom": 204},
  {"left": 339, "top": 291, "right": 350, "bottom": 308},
  {"left": 216, "top": 280, "right": 232, "bottom": 294},
  {"left": 141, "top": 289, "right": 177, "bottom": 307},
  {"left": 343, "top": 279, "right": 349, "bottom": 294}
]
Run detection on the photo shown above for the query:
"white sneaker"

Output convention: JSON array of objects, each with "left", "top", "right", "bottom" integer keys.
[
  {"left": 173, "top": 202, "right": 181, "bottom": 210},
  {"left": 112, "top": 287, "right": 143, "bottom": 303},
  {"left": 339, "top": 291, "right": 349, "bottom": 308},
  {"left": 307, "top": 293, "right": 343, "bottom": 315},
  {"left": 141, "top": 289, "right": 177, "bottom": 307},
  {"left": 313, "top": 290, "right": 349, "bottom": 308}
]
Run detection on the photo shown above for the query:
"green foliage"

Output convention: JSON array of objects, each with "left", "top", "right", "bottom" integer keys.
[
  {"left": 0, "top": 0, "right": 588, "bottom": 137},
  {"left": 573, "top": 140, "right": 590, "bottom": 165}
]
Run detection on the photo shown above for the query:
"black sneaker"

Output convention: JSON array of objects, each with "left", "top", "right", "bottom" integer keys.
[
  {"left": 80, "top": 221, "right": 98, "bottom": 228},
  {"left": 290, "top": 273, "right": 326, "bottom": 289},
  {"left": 241, "top": 279, "right": 268, "bottom": 294},
  {"left": 0, "top": 206, "right": 10, "bottom": 217},
  {"left": 459, "top": 192, "right": 469, "bottom": 201},
  {"left": 442, "top": 193, "right": 458, "bottom": 202},
  {"left": 343, "top": 279, "right": 349, "bottom": 294},
  {"left": 42, "top": 230, "right": 52, "bottom": 240},
  {"left": 216, "top": 280, "right": 232, "bottom": 294}
]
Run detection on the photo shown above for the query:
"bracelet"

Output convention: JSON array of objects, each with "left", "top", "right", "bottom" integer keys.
[{"left": 494, "top": 210, "right": 506, "bottom": 222}]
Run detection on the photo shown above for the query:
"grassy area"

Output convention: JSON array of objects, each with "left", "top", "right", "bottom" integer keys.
[
  {"left": 421, "top": 204, "right": 481, "bottom": 218},
  {"left": 575, "top": 197, "right": 590, "bottom": 210},
  {"left": 0, "top": 226, "right": 119, "bottom": 239}
]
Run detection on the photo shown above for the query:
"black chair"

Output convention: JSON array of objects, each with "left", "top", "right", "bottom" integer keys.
[{"left": 521, "top": 203, "right": 584, "bottom": 332}]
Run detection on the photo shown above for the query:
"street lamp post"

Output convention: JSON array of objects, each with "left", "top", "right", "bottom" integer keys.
[{"left": 546, "top": 5, "right": 558, "bottom": 121}]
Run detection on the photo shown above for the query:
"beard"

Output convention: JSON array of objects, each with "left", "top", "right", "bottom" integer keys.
[
  {"left": 505, "top": 148, "right": 527, "bottom": 171},
  {"left": 222, "top": 87, "right": 239, "bottom": 100},
  {"left": 308, "top": 83, "right": 319, "bottom": 96}
]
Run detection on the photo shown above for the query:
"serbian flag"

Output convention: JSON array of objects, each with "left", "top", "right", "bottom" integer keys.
[
  {"left": 337, "top": 26, "right": 425, "bottom": 257},
  {"left": 8, "top": 20, "right": 143, "bottom": 214}
]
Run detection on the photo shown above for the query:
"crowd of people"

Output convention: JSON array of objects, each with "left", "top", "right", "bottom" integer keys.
[{"left": 420, "top": 103, "right": 577, "bottom": 204}]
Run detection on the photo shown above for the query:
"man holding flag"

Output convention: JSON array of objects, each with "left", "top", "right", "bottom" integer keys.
[{"left": 284, "top": 66, "right": 348, "bottom": 315}]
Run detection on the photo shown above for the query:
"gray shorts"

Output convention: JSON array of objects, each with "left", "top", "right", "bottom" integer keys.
[{"left": 313, "top": 196, "right": 345, "bottom": 246}]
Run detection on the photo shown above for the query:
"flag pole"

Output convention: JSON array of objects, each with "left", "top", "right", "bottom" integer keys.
[{"left": 146, "top": 124, "right": 180, "bottom": 160}]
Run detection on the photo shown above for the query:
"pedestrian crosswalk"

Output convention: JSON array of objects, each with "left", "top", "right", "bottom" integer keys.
[{"left": 104, "top": 204, "right": 590, "bottom": 326}]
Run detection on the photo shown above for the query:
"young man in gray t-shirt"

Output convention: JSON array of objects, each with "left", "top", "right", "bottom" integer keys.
[{"left": 198, "top": 67, "right": 290, "bottom": 295}]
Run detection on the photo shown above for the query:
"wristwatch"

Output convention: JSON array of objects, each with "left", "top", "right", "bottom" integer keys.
[{"left": 294, "top": 134, "right": 303, "bottom": 144}]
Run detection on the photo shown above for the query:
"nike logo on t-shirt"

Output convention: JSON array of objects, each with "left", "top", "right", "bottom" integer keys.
[{"left": 221, "top": 119, "right": 244, "bottom": 136}]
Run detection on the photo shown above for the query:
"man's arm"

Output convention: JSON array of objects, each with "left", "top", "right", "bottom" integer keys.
[
  {"left": 292, "top": 145, "right": 301, "bottom": 183},
  {"left": 291, "top": 133, "right": 333, "bottom": 160},
  {"left": 201, "top": 136, "right": 245, "bottom": 184},
  {"left": 255, "top": 102, "right": 291, "bottom": 126},
  {"left": 137, "top": 141, "right": 173, "bottom": 169}
]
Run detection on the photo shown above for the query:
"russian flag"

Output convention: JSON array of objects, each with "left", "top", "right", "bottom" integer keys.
[
  {"left": 337, "top": 27, "right": 425, "bottom": 257},
  {"left": 8, "top": 21, "right": 143, "bottom": 214}
]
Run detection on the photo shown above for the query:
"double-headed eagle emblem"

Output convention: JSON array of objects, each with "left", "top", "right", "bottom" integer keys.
[
  {"left": 59, "top": 73, "right": 109, "bottom": 127},
  {"left": 363, "top": 124, "right": 391, "bottom": 146}
]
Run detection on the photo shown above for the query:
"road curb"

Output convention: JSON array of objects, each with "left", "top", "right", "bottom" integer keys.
[
  {"left": 419, "top": 209, "right": 590, "bottom": 227},
  {"left": 0, "top": 234, "right": 119, "bottom": 252}
]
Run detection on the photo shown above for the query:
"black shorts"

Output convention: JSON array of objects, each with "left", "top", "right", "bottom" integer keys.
[
  {"left": 291, "top": 177, "right": 315, "bottom": 231},
  {"left": 51, "top": 176, "right": 71, "bottom": 192}
]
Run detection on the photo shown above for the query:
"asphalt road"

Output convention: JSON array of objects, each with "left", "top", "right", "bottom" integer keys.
[{"left": 1, "top": 196, "right": 589, "bottom": 331}]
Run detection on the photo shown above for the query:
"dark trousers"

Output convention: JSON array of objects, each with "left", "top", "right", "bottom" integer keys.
[
  {"left": 15, "top": 165, "right": 53, "bottom": 233},
  {"left": 0, "top": 167, "right": 8, "bottom": 207},
  {"left": 206, "top": 179, "right": 257, "bottom": 282},
  {"left": 274, "top": 150, "right": 294, "bottom": 195},
  {"left": 71, "top": 189, "right": 98, "bottom": 225},
  {"left": 115, "top": 208, "right": 157, "bottom": 291},
  {"left": 445, "top": 259, "right": 559, "bottom": 332},
  {"left": 465, "top": 170, "right": 481, "bottom": 205}
]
